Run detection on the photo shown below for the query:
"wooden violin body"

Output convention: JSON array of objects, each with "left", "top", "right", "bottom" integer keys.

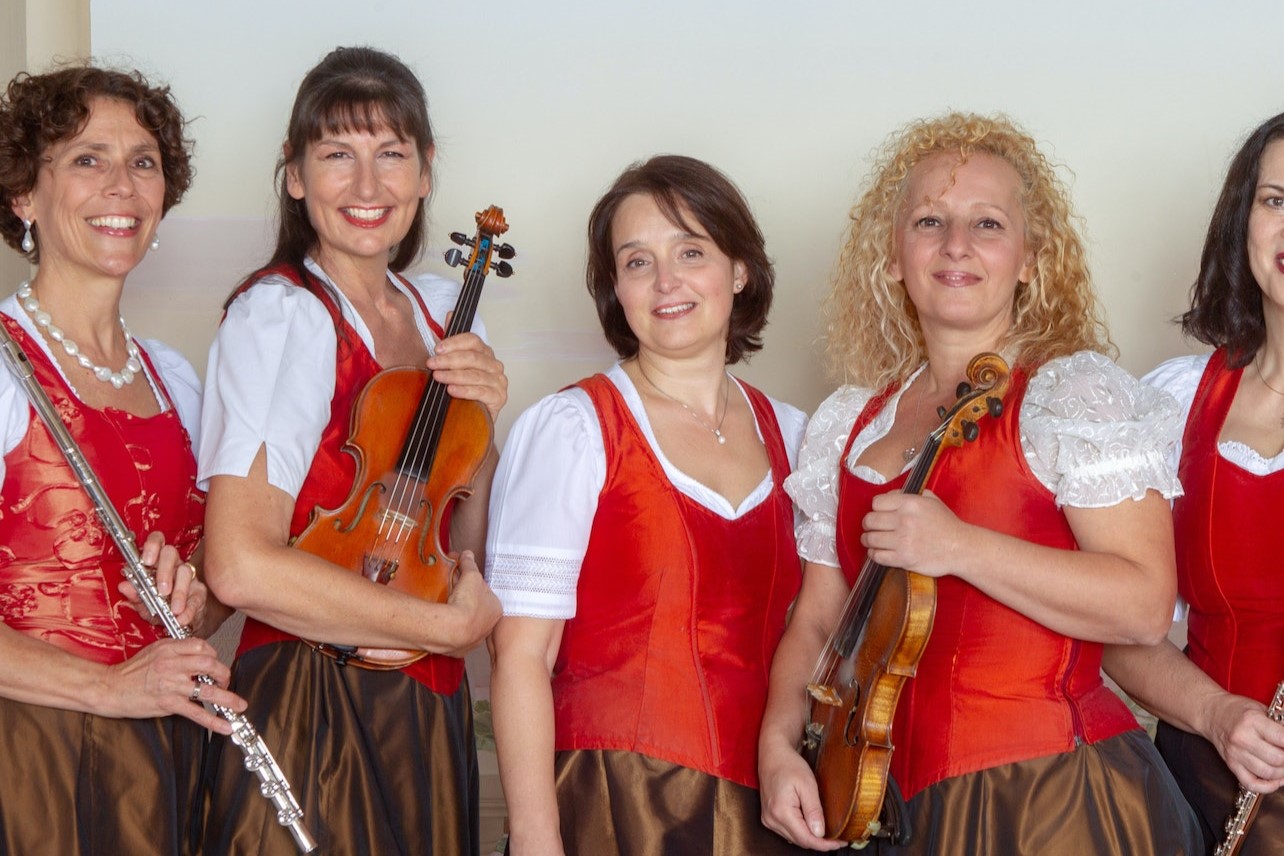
[
  {"left": 295, "top": 205, "right": 514, "bottom": 670},
  {"left": 294, "top": 370, "right": 492, "bottom": 668},
  {"left": 802, "top": 352, "right": 1011, "bottom": 844}
]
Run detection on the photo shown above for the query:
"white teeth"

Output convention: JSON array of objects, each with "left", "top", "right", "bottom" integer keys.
[
  {"left": 655, "top": 303, "right": 694, "bottom": 316},
  {"left": 87, "top": 216, "right": 139, "bottom": 229},
  {"left": 342, "top": 208, "right": 389, "bottom": 221}
]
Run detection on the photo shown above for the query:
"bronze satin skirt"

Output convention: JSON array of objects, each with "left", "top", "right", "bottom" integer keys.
[
  {"left": 1157, "top": 720, "right": 1284, "bottom": 855},
  {"left": 546, "top": 749, "right": 810, "bottom": 856},
  {"left": 0, "top": 695, "right": 204, "bottom": 856},
  {"left": 868, "top": 730, "right": 1204, "bottom": 855},
  {"left": 201, "top": 641, "right": 478, "bottom": 856}
]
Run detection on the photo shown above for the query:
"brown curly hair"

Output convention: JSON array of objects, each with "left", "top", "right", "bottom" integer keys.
[
  {"left": 826, "top": 112, "right": 1113, "bottom": 388},
  {"left": 0, "top": 64, "right": 194, "bottom": 263}
]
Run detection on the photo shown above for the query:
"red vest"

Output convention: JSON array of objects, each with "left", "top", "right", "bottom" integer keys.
[
  {"left": 835, "top": 370, "right": 1137, "bottom": 799},
  {"left": 1174, "top": 349, "right": 1284, "bottom": 705},
  {"left": 0, "top": 315, "right": 204, "bottom": 665},
  {"left": 231, "top": 264, "right": 464, "bottom": 694},
  {"left": 551, "top": 374, "right": 801, "bottom": 787}
]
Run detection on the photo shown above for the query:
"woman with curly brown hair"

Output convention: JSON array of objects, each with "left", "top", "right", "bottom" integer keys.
[
  {"left": 1104, "top": 112, "right": 1284, "bottom": 854},
  {"left": 0, "top": 65, "right": 242, "bottom": 854},
  {"left": 757, "top": 113, "right": 1203, "bottom": 854}
]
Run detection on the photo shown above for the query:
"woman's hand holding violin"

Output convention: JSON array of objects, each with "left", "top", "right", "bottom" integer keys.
[{"left": 428, "top": 330, "right": 507, "bottom": 421}]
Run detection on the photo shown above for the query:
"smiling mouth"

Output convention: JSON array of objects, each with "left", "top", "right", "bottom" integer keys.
[
  {"left": 341, "top": 207, "right": 392, "bottom": 224},
  {"left": 86, "top": 215, "right": 141, "bottom": 230},
  {"left": 653, "top": 302, "right": 696, "bottom": 316}
]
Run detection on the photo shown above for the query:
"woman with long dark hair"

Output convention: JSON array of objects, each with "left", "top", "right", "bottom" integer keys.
[
  {"left": 199, "top": 46, "right": 505, "bottom": 854},
  {"left": 1105, "top": 112, "right": 1284, "bottom": 854}
]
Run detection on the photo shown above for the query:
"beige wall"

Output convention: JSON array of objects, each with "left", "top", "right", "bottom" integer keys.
[{"left": 75, "top": 1, "right": 1282, "bottom": 430}]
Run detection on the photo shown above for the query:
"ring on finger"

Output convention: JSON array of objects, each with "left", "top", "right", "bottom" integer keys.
[
  {"left": 189, "top": 683, "right": 203, "bottom": 703},
  {"left": 179, "top": 562, "right": 198, "bottom": 581}
]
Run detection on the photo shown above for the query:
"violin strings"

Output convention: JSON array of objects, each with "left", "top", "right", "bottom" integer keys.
[
  {"left": 808, "top": 431, "right": 940, "bottom": 685},
  {"left": 374, "top": 253, "right": 489, "bottom": 564}
]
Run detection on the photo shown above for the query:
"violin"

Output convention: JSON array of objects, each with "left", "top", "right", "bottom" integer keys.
[
  {"left": 801, "top": 352, "right": 1010, "bottom": 845},
  {"left": 296, "top": 206, "right": 515, "bottom": 669}
]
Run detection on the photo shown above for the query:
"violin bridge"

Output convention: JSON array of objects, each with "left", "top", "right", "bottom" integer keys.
[
  {"left": 806, "top": 682, "right": 843, "bottom": 707},
  {"left": 362, "top": 554, "right": 399, "bottom": 585}
]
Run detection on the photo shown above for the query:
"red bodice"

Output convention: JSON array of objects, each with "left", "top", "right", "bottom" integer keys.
[
  {"left": 551, "top": 374, "right": 801, "bottom": 787},
  {"left": 231, "top": 265, "right": 463, "bottom": 694},
  {"left": 834, "top": 370, "right": 1137, "bottom": 799},
  {"left": 0, "top": 315, "right": 204, "bottom": 665},
  {"left": 1173, "top": 348, "right": 1284, "bottom": 705}
]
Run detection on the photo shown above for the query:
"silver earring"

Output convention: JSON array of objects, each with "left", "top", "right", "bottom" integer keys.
[
  {"left": 733, "top": 282, "right": 744, "bottom": 293},
  {"left": 149, "top": 232, "right": 160, "bottom": 252},
  {"left": 20, "top": 220, "right": 34, "bottom": 253}
]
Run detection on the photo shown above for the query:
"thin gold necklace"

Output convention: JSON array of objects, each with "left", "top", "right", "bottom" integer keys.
[
  {"left": 635, "top": 360, "right": 731, "bottom": 445},
  {"left": 1253, "top": 356, "right": 1284, "bottom": 429}
]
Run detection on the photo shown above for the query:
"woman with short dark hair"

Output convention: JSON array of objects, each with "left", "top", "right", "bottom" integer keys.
[{"left": 489, "top": 154, "right": 808, "bottom": 855}]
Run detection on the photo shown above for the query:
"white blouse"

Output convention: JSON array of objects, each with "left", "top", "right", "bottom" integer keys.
[
  {"left": 787, "top": 351, "right": 1184, "bottom": 568},
  {"left": 1143, "top": 353, "right": 1284, "bottom": 476},
  {"left": 0, "top": 294, "right": 202, "bottom": 486},
  {"left": 198, "top": 258, "right": 480, "bottom": 497},
  {"left": 485, "top": 362, "right": 807, "bottom": 620}
]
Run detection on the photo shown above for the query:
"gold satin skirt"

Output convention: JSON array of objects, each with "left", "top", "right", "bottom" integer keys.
[
  {"left": 867, "top": 730, "right": 1204, "bottom": 855},
  {"left": 0, "top": 695, "right": 204, "bottom": 856},
  {"left": 201, "top": 641, "right": 478, "bottom": 855},
  {"left": 1157, "top": 720, "right": 1283, "bottom": 856},
  {"left": 546, "top": 749, "right": 810, "bottom": 856}
]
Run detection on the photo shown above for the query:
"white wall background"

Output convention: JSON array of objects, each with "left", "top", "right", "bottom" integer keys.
[{"left": 81, "top": 0, "right": 1284, "bottom": 432}]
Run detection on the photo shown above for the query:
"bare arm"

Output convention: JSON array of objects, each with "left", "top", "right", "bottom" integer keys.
[
  {"left": 757, "top": 561, "right": 849, "bottom": 851},
  {"left": 0, "top": 622, "right": 244, "bottom": 734},
  {"left": 860, "top": 489, "right": 1177, "bottom": 644},
  {"left": 1104, "top": 641, "right": 1284, "bottom": 793},
  {"left": 491, "top": 615, "right": 567, "bottom": 856},
  {"left": 204, "top": 448, "right": 500, "bottom": 655}
]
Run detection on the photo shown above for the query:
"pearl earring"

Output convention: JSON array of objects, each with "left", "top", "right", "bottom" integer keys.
[
  {"left": 20, "top": 220, "right": 34, "bottom": 253},
  {"left": 149, "top": 232, "right": 160, "bottom": 252}
]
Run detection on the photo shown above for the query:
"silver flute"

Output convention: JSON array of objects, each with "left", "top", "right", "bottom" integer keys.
[
  {"left": 0, "top": 325, "right": 317, "bottom": 854},
  {"left": 1214, "top": 680, "right": 1284, "bottom": 856}
]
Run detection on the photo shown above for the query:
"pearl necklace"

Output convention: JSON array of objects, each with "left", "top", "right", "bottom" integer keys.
[
  {"left": 17, "top": 282, "right": 142, "bottom": 389},
  {"left": 636, "top": 360, "right": 731, "bottom": 445}
]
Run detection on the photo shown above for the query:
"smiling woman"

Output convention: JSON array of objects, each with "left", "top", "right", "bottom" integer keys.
[
  {"left": 487, "top": 155, "right": 810, "bottom": 855},
  {"left": 757, "top": 113, "right": 1205, "bottom": 854},
  {"left": 197, "top": 46, "right": 506, "bottom": 855},
  {"left": 0, "top": 64, "right": 242, "bottom": 855}
]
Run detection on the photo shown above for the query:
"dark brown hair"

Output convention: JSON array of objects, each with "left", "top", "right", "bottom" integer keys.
[
  {"left": 0, "top": 65, "right": 193, "bottom": 263},
  {"left": 1181, "top": 112, "right": 1284, "bottom": 366},
  {"left": 263, "top": 46, "right": 434, "bottom": 275},
  {"left": 586, "top": 155, "right": 773, "bottom": 364}
]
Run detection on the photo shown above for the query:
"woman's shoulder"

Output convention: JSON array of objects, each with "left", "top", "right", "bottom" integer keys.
[{"left": 1141, "top": 352, "right": 1213, "bottom": 398}]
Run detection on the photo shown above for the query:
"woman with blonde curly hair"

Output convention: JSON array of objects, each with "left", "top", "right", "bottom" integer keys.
[{"left": 757, "top": 113, "right": 1203, "bottom": 853}]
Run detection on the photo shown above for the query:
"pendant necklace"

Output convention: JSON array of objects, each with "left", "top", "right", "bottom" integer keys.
[
  {"left": 1253, "top": 356, "right": 1284, "bottom": 429},
  {"left": 636, "top": 360, "right": 731, "bottom": 445},
  {"left": 902, "top": 372, "right": 928, "bottom": 462}
]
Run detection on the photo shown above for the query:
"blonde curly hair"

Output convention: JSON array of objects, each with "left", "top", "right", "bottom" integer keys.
[{"left": 825, "top": 112, "right": 1114, "bottom": 388}]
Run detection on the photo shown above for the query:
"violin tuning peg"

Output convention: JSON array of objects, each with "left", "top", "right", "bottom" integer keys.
[
  {"left": 496, "top": 243, "right": 516, "bottom": 260},
  {"left": 492, "top": 260, "right": 514, "bottom": 278},
  {"left": 443, "top": 248, "right": 465, "bottom": 267},
  {"left": 986, "top": 396, "right": 1004, "bottom": 418},
  {"left": 956, "top": 381, "right": 973, "bottom": 397},
  {"left": 449, "top": 232, "right": 472, "bottom": 247},
  {"left": 936, "top": 406, "right": 947, "bottom": 420},
  {"left": 961, "top": 420, "right": 979, "bottom": 442}
]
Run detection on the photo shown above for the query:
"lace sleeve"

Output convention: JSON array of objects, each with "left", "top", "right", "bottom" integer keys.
[
  {"left": 785, "top": 386, "right": 874, "bottom": 566},
  {"left": 1020, "top": 351, "right": 1183, "bottom": 508}
]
